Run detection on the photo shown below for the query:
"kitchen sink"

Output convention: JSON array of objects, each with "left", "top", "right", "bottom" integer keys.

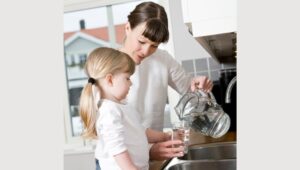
[
  {"left": 179, "top": 141, "right": 236, "bottom": 160},
  {"left": 167, "top": 159, "right": 236, "bottom": 170},
  {"left": 162, "top": 141, "right": 236, "bottom": 170}
]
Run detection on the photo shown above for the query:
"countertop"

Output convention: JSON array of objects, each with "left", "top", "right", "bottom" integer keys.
[{"left": 149, "top": 130, "right": 236, "bottom": 170}]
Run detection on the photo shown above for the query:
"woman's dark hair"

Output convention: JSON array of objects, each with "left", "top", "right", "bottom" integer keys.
[{"left": 128, "top": 1, "right": 169, "bottom": 43}]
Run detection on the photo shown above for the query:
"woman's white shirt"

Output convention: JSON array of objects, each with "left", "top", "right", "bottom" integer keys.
[
  {"left": 127, "top": 49, "right": 192, "bottom": 131},
  {"left": 95, "top": 99, "right": 149, "bottom": 170}
]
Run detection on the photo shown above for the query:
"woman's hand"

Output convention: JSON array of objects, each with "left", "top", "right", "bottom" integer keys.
[
  {"left": 149, "top": 140, "right": 184, "bottom": 160},
  {"left": 190, "top": 76, "right": 213, "bottom": 92},
  {"left": 146, "top": 128, "right": 172, "bottom": 143}
]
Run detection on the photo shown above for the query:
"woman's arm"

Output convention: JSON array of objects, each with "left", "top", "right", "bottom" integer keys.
[
  {"left": 114, "top": 150, "right": 138, "bottom": 170},
  {"left": 145, "top": 128, "right": 170, "bottom": 143}
]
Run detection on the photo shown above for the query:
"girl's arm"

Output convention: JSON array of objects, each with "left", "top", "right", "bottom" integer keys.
[
  {"left": 146, "top": 128, "right": 171, "bottom": 143},
  {"left": 114, "top": 150, "right": 138, "bottom": 170}
]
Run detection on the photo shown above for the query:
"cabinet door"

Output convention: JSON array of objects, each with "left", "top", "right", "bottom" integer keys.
[{"left": 187, "top": 0, "right": 237, "bottom": 36}]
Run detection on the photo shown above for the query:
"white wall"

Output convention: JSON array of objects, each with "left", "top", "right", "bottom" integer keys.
[{"left": 64, "top": 151, "right": 95, "bottom": 170}]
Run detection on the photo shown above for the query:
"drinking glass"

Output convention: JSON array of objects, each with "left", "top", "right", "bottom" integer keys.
[{"left": 172, "top": 120, "right": 190, "bottom": 154}]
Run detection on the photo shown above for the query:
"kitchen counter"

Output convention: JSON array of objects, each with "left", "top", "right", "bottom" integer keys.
[{"left": 149, "top": 130, "right": 236, "bottom": 170}]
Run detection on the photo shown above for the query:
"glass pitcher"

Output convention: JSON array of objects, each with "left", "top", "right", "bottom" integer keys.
[{"left": 174, "top": 90, "right": 231, "bottom": 138}]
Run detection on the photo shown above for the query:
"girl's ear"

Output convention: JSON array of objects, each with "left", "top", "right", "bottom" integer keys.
[
  {"left": 104, "top": 74, "right": 113, "bottom": 86},
  {"left": 125, "top": 22, "right": 131, "bottom": 35}
]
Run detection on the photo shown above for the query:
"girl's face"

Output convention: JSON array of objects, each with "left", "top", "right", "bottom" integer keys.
[
  {"left": 122, "top": 22, "right": 160, "bottom": 65},
  {"left": 111, "top": 72, "right": 132, "bottom": 101}
]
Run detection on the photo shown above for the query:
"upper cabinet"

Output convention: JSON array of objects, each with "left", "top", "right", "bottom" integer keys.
[{"left": 183, "top": 0, "right": 237, "bottom": 37}]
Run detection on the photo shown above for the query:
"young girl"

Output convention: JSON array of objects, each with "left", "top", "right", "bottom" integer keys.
[{"left": 79, "top": 47, "right": 171, "bottom": 170}]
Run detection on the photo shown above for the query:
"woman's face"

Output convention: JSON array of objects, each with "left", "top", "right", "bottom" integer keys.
[{"left": 122, "top": 22, "right": 160, "bottom": 65}]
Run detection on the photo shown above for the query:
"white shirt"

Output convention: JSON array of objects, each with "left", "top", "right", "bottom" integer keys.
[
  {"left": 95, "top": 99, "right": 149, "bottom": 170},
  {"left": 127, "top": 49, "right": 192, "bottom": 131}
]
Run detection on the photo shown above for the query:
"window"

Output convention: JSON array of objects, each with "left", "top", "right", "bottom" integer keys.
[
  {"left": 63, "top": 0, "right": 153, "bottom": 145},
  {"left": 67, "top": 55, "right": 75, "bottom": 66},
  {"left": 79, "top": 54, "right": 87, "bottom": 68}
]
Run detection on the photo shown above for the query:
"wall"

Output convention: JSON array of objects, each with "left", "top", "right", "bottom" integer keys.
[
  {"left": 181, "top": 58, "right": 236, "bottom": 82},
  {"left": 64, "top": 151, "right": 95, "bottom": 170}
]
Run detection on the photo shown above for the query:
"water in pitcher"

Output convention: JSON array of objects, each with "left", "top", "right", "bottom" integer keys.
[
  {"left": 175, "top": 90, "right": 231, "bottom": 138},
  {"left": 192, "top": 109, "right": 230, "bottom": 138}
]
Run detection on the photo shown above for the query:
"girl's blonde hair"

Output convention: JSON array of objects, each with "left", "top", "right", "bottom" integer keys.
[{"left": 79, "top": 47, "right": 135, "bottom": 139}]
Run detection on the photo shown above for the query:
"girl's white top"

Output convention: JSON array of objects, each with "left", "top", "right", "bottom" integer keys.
[
  {"left": 127, "top": 49, "right": 192, "bottom": 131},
  {"left": 95, "top": 99, "right": 149, "bottom": 170}
]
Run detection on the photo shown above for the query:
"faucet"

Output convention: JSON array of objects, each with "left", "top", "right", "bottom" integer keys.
[{"left": 225, "top": 76, "right": 237, "bottom": 103}]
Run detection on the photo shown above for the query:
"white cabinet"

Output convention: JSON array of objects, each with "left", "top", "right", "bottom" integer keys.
[{"left": 185, "top": 0, "right": 237, "bottom": 36}]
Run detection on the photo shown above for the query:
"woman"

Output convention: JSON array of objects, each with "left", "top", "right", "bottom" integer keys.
[{"left": 96, "top": 2, "right": 213, "bottom": 168}]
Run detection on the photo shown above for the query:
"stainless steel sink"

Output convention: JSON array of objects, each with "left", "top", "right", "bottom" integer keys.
[
  {"left": 167, "top": 159, "right": 236, "bottom": 170},
  {"left": 179, "top": 141, "right": 236, "bottom": 160},
  {"left": 162, "top": 141, "right": 236, "bottom": 170}
]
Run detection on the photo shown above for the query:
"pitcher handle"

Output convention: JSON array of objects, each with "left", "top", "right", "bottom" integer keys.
[{"left": 196, "top": 89, "right": 217, "bottom": 104}]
